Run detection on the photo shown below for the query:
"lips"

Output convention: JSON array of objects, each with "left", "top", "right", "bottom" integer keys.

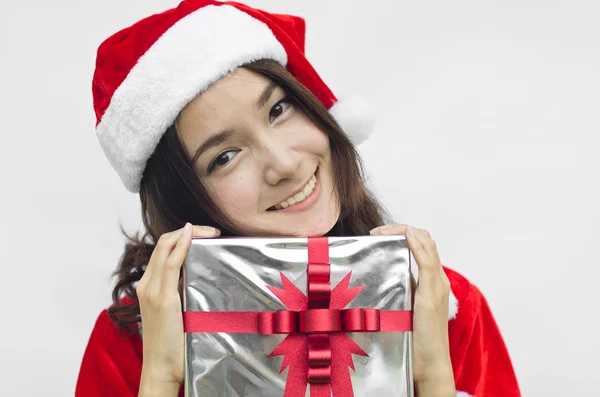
[{"left": 267, "top": 169, "right": 318, "bottom": 211}]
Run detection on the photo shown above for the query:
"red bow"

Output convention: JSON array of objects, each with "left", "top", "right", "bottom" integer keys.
[{"left": 184, "top": 238, "right": 412, "bottom": 397}]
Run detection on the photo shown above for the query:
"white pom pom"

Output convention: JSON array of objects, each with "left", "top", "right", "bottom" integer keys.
[{"left": 328, "top": 95, "right": 375, "bottom": 145}]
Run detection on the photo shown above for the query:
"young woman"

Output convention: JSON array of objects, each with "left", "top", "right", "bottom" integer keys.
[{"left": 76, "top": 1, "right": 521, "bottom": 396}]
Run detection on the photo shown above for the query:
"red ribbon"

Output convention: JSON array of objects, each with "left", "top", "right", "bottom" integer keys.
[
  {"left": 306, "top": 238, "right": 333, "bottom": 386},
  {"left": 184, "top": 237, "right": 412, "bottom": 397}
]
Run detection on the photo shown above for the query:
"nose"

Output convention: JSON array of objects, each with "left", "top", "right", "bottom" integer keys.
[{"left": 260, "top": 136, "right": 301, "bottom": 186}]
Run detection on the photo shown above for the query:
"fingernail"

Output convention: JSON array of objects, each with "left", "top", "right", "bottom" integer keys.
[
  {"left": 200, "top": 225, "right": 221, "bottom": 236},
  {"left": 406, "top": 226, "right": 415, "bottom": 238},
  {"left": 370, "top": 224, "right": 392, "bottom": 235},
  {"left": 183, "top": 222, "right": 192, "bottom": 234}
]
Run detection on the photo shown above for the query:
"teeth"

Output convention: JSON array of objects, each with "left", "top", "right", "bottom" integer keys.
[{"left": 274, "top": 173, "right": 317, "bottom": 210}]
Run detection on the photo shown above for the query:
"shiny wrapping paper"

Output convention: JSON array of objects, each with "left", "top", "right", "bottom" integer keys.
[{"left": 183, "top": 235, "right": 413, "bottom": 397}]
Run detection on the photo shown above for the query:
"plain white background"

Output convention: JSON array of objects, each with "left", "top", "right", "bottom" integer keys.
[{"left": 1, "top": 0, "right": 598, "bottom": 395}]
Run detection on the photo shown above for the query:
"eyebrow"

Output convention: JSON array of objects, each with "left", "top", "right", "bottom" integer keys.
[
  {"left": 256, "top": 81, "right": 278, "bottom": 109},
  {"left": 191, "top": 128, "right": 234, "bottom": 165},
  {"left": 191, "top": 82, "right": 279, "bottom": 164}
]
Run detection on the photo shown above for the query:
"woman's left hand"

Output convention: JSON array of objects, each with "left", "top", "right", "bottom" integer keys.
[{"left": 370, "top": 224, "right": 456, "bottom": 397}]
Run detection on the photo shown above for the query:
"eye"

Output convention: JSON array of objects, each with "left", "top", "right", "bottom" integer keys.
[
  {"left": 269, "top": 98, "right": 292, "bottom": 123},
  {"left": 208, "top": 149, "right": 238, "bottom": 173}
]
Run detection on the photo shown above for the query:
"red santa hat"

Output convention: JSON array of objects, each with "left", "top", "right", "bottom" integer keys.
[{"left": 93, "top": 0, "right": 375, "bottom": 193}]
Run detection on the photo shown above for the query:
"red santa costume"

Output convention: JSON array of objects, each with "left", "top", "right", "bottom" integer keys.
[{"left": 76, "top": 1, "right": 521, "bottom": 396}]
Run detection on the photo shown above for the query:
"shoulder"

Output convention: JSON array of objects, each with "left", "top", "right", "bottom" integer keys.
[
  {"left": 442, "top": 266, "right": 483, "bottom": 359},
  {"left": 441, "top": 267, "right": 521, "bottom": 396},
  {"left": 87, "top": 298, "right": 143, "bottom": 355},
  {"left": 442, "top": 266, "right": 486, "bottom": 324},
  {"left": 442, "top": 266, "right": 495, "bottom": 348},
  {"left": 76, "top": 299, "right": 143, "bottom": 396}
]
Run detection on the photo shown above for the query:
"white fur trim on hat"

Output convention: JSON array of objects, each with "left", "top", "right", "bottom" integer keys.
[
  {"left": 456, "top": 392, "right": 474, "bottom": 397},
  {"left": 96, "top": 5, "right": 287, "bottom": 193},
  {"left": 329, "top": 94, "right": 375, "bottom": 145}
]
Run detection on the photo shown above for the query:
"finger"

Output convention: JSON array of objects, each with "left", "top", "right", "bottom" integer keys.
[
  {"left": 410, "top": 272, "right": 417, "bottom": 303},
  {"left": 191, "top": 225, "right": 221, "bottom": 238},
  {"left": 140, "top": 228, "right": 182, "bottom": 295},
  {"left": 146, "top": 228, "right": 185, "bottom": 277},
  {"left": 405, "top": 226, "right": 426, "bottom": 264},
  {"left": 370, "top": 224, "right": 408, "bottom": 235},
  {"left": 407, "top": 227, "right": 442, "bottom": 272},
  {"left": 146, "top": 225, "right": 219, "bottom": 280},
  {"left": 160, "top": 222, "right": 194, "bottom": 297},
  {"left": 439, "top": 263, "right": 448, "bottom": 281},
  {"left": 161, "top": 225, "right": 220, "bottom": 294},
  {"left": 405, "top": 226, "right": 439, "bottom": 290},
  {"left": 145, "top": 227, "right": 188, "bottom": 295},
  {"left": 412, "top": 228, "right": 441, "bottom": 266}
]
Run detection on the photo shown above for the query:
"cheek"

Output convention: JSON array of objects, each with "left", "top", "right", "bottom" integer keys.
[
  {"left": 290, "top": 115, "right": 330, "bottom": 154},
  {"left": 206, "top": 176, "right": 260, "bottom": 214}
]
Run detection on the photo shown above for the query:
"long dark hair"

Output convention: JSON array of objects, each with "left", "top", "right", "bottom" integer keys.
[{"left": 108, "top": 59, "right": 390, "bottom": 333}]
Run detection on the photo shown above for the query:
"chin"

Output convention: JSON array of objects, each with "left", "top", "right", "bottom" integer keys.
[
  {"left": 299, "top": 214, "right": 340, "bottom": 237},
  {"left": 240, "top": 202, "right": 340, "bottom": 238},
  {"left": 291, "top": 219, "right": 338, "bottom": 238}
]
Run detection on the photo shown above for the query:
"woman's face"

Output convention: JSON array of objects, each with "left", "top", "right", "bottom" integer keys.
[{"left": 176, "top": 68, "right": 339, "bottom": 237}]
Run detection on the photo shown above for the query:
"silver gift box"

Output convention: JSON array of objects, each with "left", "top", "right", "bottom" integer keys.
[{"left": 183, "top": 235, "right": 413, "bottom": 397}]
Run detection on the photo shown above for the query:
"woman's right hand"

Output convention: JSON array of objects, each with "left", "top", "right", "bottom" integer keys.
[{"left": 137, "top": 222, "right": 220, "bottom": 397}]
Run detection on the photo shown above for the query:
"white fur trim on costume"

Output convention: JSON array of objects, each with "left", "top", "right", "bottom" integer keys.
[
  {"left": 456, "top": 392, "right": 474, "bottom": 397},
  {"left": 329, "top": 94, "right": 375, "bottom": 145},
  {"left": 448, "top": 285, "right": 459, "bottom": 320},
  {"left": 96, "top": 5, "right": 288, "bottom": 193},
  {"left": 411, "top": 265, "right": 459, "bottom": 321}
]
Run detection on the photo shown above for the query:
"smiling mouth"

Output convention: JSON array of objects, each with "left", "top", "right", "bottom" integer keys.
[{"left": 267, "top": 170, "right": 318, "bottom": 211}]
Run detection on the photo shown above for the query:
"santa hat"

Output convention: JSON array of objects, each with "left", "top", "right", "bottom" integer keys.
[{"left": 93, "top": 0, "right": 375, "bottom": 193}]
